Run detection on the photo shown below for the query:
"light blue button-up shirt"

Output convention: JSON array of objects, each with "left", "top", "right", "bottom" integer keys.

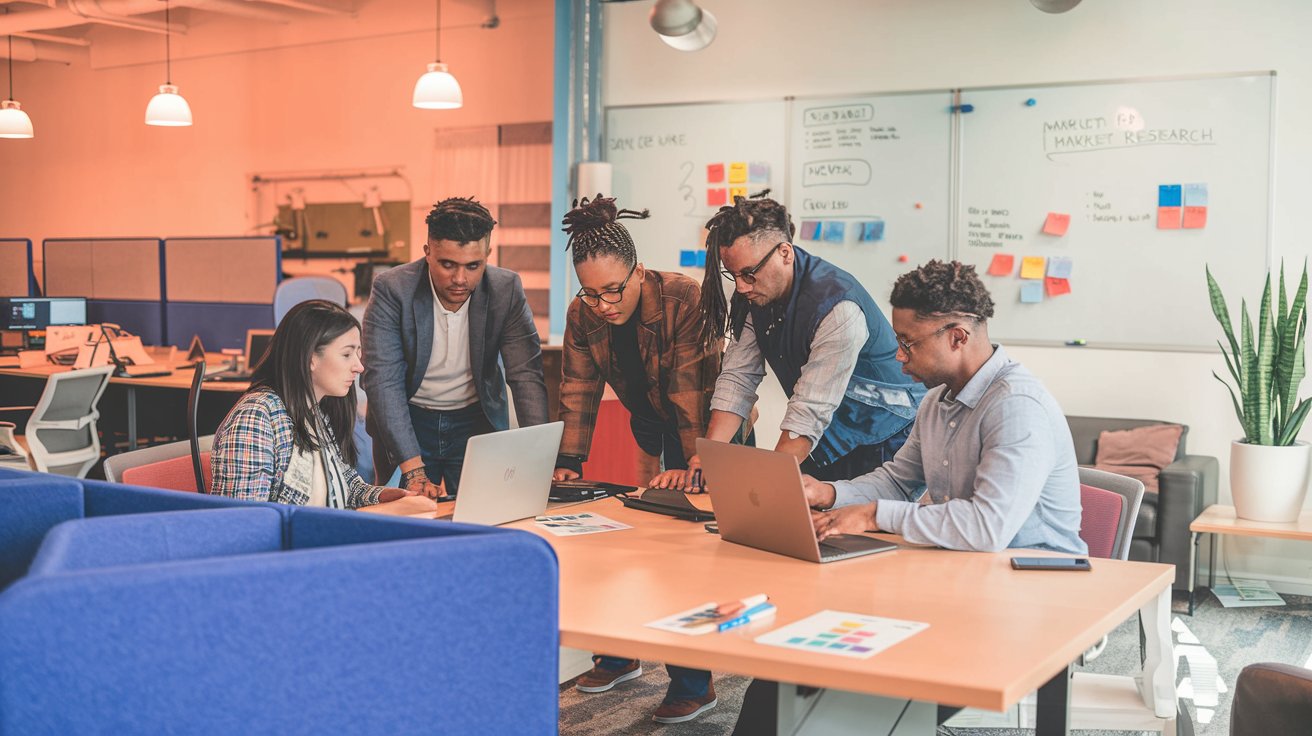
[{"left": 831, "top": 345, "right": 1087, "bottom": 555}]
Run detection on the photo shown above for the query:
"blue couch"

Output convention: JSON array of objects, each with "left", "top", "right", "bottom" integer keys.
[{"left": 0, "top": 470, "right": 560, "bottom": 734}]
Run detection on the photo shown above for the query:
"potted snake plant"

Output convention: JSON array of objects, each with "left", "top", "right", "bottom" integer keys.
[{"left": 1207, "top": 261, "right": 1312, "bottom": 522}]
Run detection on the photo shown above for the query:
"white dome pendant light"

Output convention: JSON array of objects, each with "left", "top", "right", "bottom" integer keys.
[
  {"left": 413, "top": 0, "right": 463, "bottom": 109},
  {"left": 145, "top": 0, "right": 192, "bottom": 126},
  {"left": 1, "top": 10, "right": 34, "bottom": 139}
]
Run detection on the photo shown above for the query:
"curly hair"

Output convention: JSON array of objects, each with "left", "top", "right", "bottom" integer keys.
[
  {"left": 561, "top": 194, "right": 649, "bottom": 266},
  {"left": 889, "top": 259, "right": 995, "bottom": 320},
  {"left": 699, "top": 191, "right": 794, "bottom": 344},
  {"left": 426, "top": 196, "right": 497, "bottom": 243}
]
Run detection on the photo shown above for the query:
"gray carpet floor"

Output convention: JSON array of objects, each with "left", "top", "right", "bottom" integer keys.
[{"left": 559, "top": 593, "right": 1312, "bottom": 735}]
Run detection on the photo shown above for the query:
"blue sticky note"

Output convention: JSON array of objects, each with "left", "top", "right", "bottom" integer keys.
[
  {"left": 1020, "top": 281, "right": 1044, "bottom": 304},
  {"left": 1158, "top": 184, "right": 1182, "bottom": 207},
  {"left": 800, "top": 220, "right": 822, "bottom": 240},
  {"left": 1046, "top": 256, "right": 1073, "bottom": 280},
  {"left": 1183, "top": 183, "right": 1208, "bottom": 207},
  {"left": 822, "top": 221, "right": 846, "bottom": 243},
  {"left": 861, "top": 220, "right": 886, "bottom": 242},
  {"left": 748, "top": 161, "right": 770, "bottom": 184},
  {"left": 679, "top": 249, "right": 696, "bottom": 267},
  {"left": 696, "top": 250, "right": 707, "bottom": 267}
]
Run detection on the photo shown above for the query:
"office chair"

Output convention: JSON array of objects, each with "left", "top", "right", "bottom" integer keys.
[
  {"left": 273, "top": 276, "right": 348, "bottom": 325},
  {"left": 1231, "top": 663, "right": 1312, "bottom": 736},
  {"left": 1078, "top": 466, "right": 1146, "bottom": 562},
  {"left": 0, "top": 366, "right": 114, "bottom": 477},
  {"left": 104, "top": 436, "right": 214, "bottom": 492},
  {"left": 187, "top": 361, "right": 207, "bottom": 493}
]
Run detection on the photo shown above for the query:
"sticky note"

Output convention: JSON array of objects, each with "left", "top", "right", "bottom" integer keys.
[
  {"left": 748, "top": 161, "right": 770, "bottom": 184},
  {"left": 1157, "top": 206, "right": 1182, "bottom": 229},
  {"left": 696, "top": 250, "right": 707, "bottom": 267},
  {"left": 729, "top": 162, "right": 748, "bottom": 184},
  {"left": 1020, "top": 256, "right": 1046, "bottom": 279},
  {"left": 1046, "top": 277, "right": 1071, "bottom": 297},
  {"left": 1042, "top": 212, "right": 1071, "bottom": 236},
  {"left": 822, "top": 221, "right": 846, "bottom": 243},
  {"left": 1158, "top": 184, "right": 1182, "bottom": 207},
  {"left": 679, "top": 250, "right": 696, "bottom": 267},
  {"left": 707, "top": 188, "right": 727, "bottom": 207},
  {"left": 1020, "top": 281, "right": 1044, "bottom": 303},
  {"left": 860, "top": 220, "right": 885, "bottom": 242},
  {"left": 729, "top": 186, "right": 748, "bottom": 201},
  {"left": 1183, "top": 183, "right": 1208, "bottom": 207},
  {"left": 987, "top": 253, "right": 1015, "bottom": 276},
  {"left": 800, "top": 221, "right": 821, "bottom": 240},
  {"left": 707, "top": 163, "right": 725, "bottom": 183},
  {"left": 1046, "top": 256, "right": 1073, "bottom": 279},
  {"left": 1183, "top": 206, "right": 1208, "bottom": 229}
]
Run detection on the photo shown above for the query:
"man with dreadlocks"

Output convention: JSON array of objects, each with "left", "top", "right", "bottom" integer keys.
[
  {"left": 555, "top": 195, "right": 721, "bottom": 724},
  {"left": 362, "top": 196, "right": 548, "bottom": 497},
  {"left": 691, "top": 195, "right": 925, "bottom": 485}
]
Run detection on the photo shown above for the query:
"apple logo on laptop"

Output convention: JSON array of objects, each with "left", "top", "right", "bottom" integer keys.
[
  {"left": 503, "top": 467, "right": 516, "bottom": 482},
  {"left": 748, "top": 488, "right": 761, "bottom": 507}
]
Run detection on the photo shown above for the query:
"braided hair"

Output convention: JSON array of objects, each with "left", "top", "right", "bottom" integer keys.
[
  {"left": 561, "top": 194, "right": 650, "bottom": 267},
  {"left": 426, "top": 196, "right": 498, "bottom": 244},
  {"left": 700, "top": 191, "right": 795, "bottom": 344},
  {"left": 889, "top": 260, "right": 996, "bottom": 321}
]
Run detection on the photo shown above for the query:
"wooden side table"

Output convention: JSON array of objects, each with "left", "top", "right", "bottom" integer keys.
[{"left": 1188, "top": 504, "right": 1312, "bottom": 614}]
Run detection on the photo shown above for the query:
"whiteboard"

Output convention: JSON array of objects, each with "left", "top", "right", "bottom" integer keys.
[
  {"left": 788, "top": 91, "right": 953, "bottom": 315},
  {"left": 604, "top": 100, "right": 788, "bottom": 275},
  {"left": 956, "top": 74, "right": 1275, "bottom": 350}
]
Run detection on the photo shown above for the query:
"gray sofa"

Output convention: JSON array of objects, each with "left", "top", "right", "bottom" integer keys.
[{"left": 1066, "top": 416, "right": 1219, "bottom": 591}]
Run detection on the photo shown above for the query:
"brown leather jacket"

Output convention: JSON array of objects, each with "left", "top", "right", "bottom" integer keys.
[{"left": 559, "top": 269, "right": 720, "bottom": 462}]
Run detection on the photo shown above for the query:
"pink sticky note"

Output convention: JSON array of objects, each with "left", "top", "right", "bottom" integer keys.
[
  {"left": 1042, "top": 212, "right": 1070, "bottom": 236},
  {"left": 1157, "top": 206, "right": 1182, "bottom": 229},
  {"left": 1183, "top": 206, "right": 1208, "bottom": 229},
  {"left": 988, "top": 253, "right": 1015, "bottom": 276},
  {"left": 707, "top": 188, "right": 727, "bottom": 207},
  {"left": 1046, "top": 277, "right": 1071, "bottom": 297},
  {"left": 707, "top": 163, "right": 725, "bottom": 183}
]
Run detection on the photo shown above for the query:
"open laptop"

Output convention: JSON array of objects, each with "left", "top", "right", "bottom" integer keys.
[
  {"left": 206, "top": 329, "right": 275, "bottom": 381},
  {"left": 437, "top": 421, "right": 564, "bottom": 525},
  {"left": 697, "top": 438, "right": 898, "bottom": 563}
]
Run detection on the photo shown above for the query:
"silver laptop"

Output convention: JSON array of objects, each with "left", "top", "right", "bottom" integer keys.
[
  {"left": 697, "top": 438, "right": 898, "bottom": 563},
  {"left": 442, "top": 421, "right": 564, "bottom": 525}
]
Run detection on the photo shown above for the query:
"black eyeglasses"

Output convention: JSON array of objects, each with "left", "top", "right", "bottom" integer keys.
[
  {"left": 576, "top": 264, "right": 637, "bottom": 307},
  {"left": 897, "top": 323, "right": 968, "bottom": 355},
  {"left": 721, "top": 242, "right": 785, "bottom": 285}
]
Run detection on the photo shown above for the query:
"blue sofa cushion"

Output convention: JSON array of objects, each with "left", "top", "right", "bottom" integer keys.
[
  {"left": 287, "top": 505, "right": 500, "bottom": 549},
  {"left": 0, "top": 478, "right": 84, "bottom": 589},
  {"left": 29, "top": 509, "right": 284, "bottom": 575},
  {"left": 82, "top": 478, "right": 262, "bottom": 516}
]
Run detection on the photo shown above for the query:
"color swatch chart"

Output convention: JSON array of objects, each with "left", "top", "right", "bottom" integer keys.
[{"left": 755, "top": 610, "right": 928, "bottom": 660}]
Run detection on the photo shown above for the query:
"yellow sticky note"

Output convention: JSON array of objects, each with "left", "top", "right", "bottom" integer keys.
[
  {"left": 728, "top": 162, "right": 748, "bottom": 184},
  {"left": 729, "top": 186, "right": 748, "bottom": 201},
  {"left": 1020, "top": 256, "right": 1046, "bottom": 280}
]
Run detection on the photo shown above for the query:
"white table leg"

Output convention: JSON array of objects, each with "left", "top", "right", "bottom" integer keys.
[{"left": 1138, "top": 585, "right": 1177, "bottom": 718}]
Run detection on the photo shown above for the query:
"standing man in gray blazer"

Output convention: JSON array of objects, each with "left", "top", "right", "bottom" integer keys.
[{"left": 362, "top": 197, "right": 549, "bottom": 497}]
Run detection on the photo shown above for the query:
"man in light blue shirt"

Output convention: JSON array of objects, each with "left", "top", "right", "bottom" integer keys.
[{"left": 803, "top": 259, "right": 1087, "bottom": 555}]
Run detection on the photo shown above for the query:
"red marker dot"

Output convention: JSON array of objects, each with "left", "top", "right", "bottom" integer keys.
[
  {"left": 914, "top": 203, "right": 923, "bottom": 209},
  {"left": 898, "top": 255, "right": 909, "bottom": 263}
]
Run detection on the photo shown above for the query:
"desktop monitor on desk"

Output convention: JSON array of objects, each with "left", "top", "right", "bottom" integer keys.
[{"left": 2, "top": 297, "right": 88, "bottom": 331}]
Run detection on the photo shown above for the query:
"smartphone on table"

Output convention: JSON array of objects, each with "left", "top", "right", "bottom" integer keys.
[{"left": 1010, "top": 557, "right": 1092, "bottom": 571}]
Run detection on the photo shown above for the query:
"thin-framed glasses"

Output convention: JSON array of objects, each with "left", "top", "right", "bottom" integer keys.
[
  {"left": 576, "top": 263, "right": 637, "bottom": 307},
  {"left": 721, "top": 242, "right": 785, "bottom": 285},
  {"left": 897, "top": 323, "right": 969, "bottom": 354}
]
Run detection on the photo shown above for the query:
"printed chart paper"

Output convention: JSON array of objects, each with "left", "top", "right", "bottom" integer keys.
[
  {"left": 755, "top": 610, "right": 928, "bottom": 659},
  {"left": 533, "top": 512, "right": 631, "bottom": 537}
]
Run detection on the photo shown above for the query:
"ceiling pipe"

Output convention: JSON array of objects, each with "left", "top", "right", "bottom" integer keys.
[
  {"left": 246, "top": 0, "right": 354, "bottom": 15},
  {"left": 66, "top": 0, "right": 176, "bottom": 34},
  {"left": 14, "top": 31, "right": 92, "bottom": 47},
  {"left": 0, "top": 36, "right": 86, "bottom": 64}
]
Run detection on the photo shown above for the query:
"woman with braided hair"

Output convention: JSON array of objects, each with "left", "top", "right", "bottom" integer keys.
[{"left": 555, "top": 194, "right": 721, "bottom": 724}]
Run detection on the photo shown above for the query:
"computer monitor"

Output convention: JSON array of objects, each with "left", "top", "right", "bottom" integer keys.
[
  {"left": 245, "top": 329, "right": 275, "bottom": 370},
  {"left": 1, "top": 297, "right": 88, "bottom": 331}
]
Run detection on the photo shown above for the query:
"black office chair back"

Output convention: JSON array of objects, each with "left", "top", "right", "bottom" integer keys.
[{"left": 188, "top": 361, "right": 207, "bottom": 493}]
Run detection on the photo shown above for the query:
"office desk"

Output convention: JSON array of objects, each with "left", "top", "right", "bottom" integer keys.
[
  {"left": 0, "top": 354, "right": 247, "bottom": 449},
  {"left": 505, "top": 497, "right": 1176, "bottom": 735}
]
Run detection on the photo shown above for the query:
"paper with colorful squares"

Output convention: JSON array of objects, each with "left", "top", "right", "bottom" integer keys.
[{"left": 755, "top": 610, "right": 928, "bottom": 660}]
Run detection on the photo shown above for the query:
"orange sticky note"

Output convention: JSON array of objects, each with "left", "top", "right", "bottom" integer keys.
[
  {"left": 729, "top": 186, "right": 748, "bottom": 201},
  {"left": 728, "top": 162, "right": 748, "bottom": 184},
  {"left": 1020, "top": 256, "right": 1046, "bottom": 280},
  {"left": 707, "top": 163, "right": 725, "bottom": 183},
  {"left": 987, "top": 253, "right": 1015, "bottom": 276},
  {"left": 1045, "top": 277, "right": 1071, "bottom": 297},
  {"left": 1183, "top": 206, "right": 1208, "bottom": 229},
  {"left": 1157, "top": 206, "right": 1182, "bottom": 229},
  {"left": 1042, "top": 212, "right": 1070, "bottom": 236},
  {"left": 707, "top": 188, "right": 727, "bottom": 207}
]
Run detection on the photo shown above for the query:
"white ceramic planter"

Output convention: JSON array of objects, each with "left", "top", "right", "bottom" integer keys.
[{"left": 1230, "top": 440, "right": 1312, "bottom": 522}]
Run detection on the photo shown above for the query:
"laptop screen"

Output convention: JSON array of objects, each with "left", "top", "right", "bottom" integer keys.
[{"left": 245, "top": 330, "right": 275, "bottom": 370}]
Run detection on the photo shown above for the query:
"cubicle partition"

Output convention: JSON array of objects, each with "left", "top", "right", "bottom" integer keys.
[
  {"left": 0, "top": 239, "right": 37, "bottom": 297},
  {"left": 42, "top": 238, "right": 166, "bottom": 345},
  {"left": 163, "top": 237, "right": 281, "bottom": 350}
]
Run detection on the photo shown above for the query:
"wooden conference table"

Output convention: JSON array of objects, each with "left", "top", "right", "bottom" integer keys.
[{"left": 410, "top": 494, "right": 1178, "bottom": 735}]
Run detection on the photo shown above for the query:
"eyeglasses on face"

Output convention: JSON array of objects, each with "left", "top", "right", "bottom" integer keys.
[
  {"left": 576, "top": 263, "right": 637, "bottom": 307},
  {"left": 720, "top": 242, "right": 785, "bottom": 285},
  {"left": 897, "top": 323, "right": 969, "bottom": 355}
]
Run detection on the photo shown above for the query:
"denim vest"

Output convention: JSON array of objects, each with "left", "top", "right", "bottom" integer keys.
[{"left": 748, "top": 247, "right": 926, "bottom": 466}]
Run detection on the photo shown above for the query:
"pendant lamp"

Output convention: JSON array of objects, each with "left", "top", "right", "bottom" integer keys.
[
  {"left": 145, "top": 0, "right": 192, "bottom": 126},
  {"left": 413, "top": 0, "right": 462, "bottom": 109},
  {"left": 650, "top": 0, "right": 717, "bottom": 52},
  {"left": 0, "top": 10, "right": 34, "bottom": 139}
]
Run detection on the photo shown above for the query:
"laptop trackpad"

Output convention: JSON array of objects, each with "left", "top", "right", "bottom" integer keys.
[{"left": 825, "top": 534, "right": 891, "bottom": 552}]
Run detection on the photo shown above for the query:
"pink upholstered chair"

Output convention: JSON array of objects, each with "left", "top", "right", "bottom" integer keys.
[{"left": 1079, "top": 467, "right": 1144, "bottom": 561}]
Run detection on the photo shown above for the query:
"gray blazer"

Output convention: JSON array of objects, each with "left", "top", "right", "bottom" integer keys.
[{"left": 361, "top": 260, "right": 549, "bottom": 476}]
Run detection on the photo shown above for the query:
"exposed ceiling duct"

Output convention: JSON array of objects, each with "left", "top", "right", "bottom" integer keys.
[
  {"left": 0, "top": 33, "right": 83, "bottom": 63},
  {"left": 0, "top": 0, "right": 354, "bottom": 39}
]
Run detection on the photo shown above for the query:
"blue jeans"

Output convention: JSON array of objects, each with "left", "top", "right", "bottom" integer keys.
[
  {"left": 407, "top": 402, "right": 494, "bottom": 494},
  {"left": 595, "top": 656, "right": 710, "bottom": 701}
]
